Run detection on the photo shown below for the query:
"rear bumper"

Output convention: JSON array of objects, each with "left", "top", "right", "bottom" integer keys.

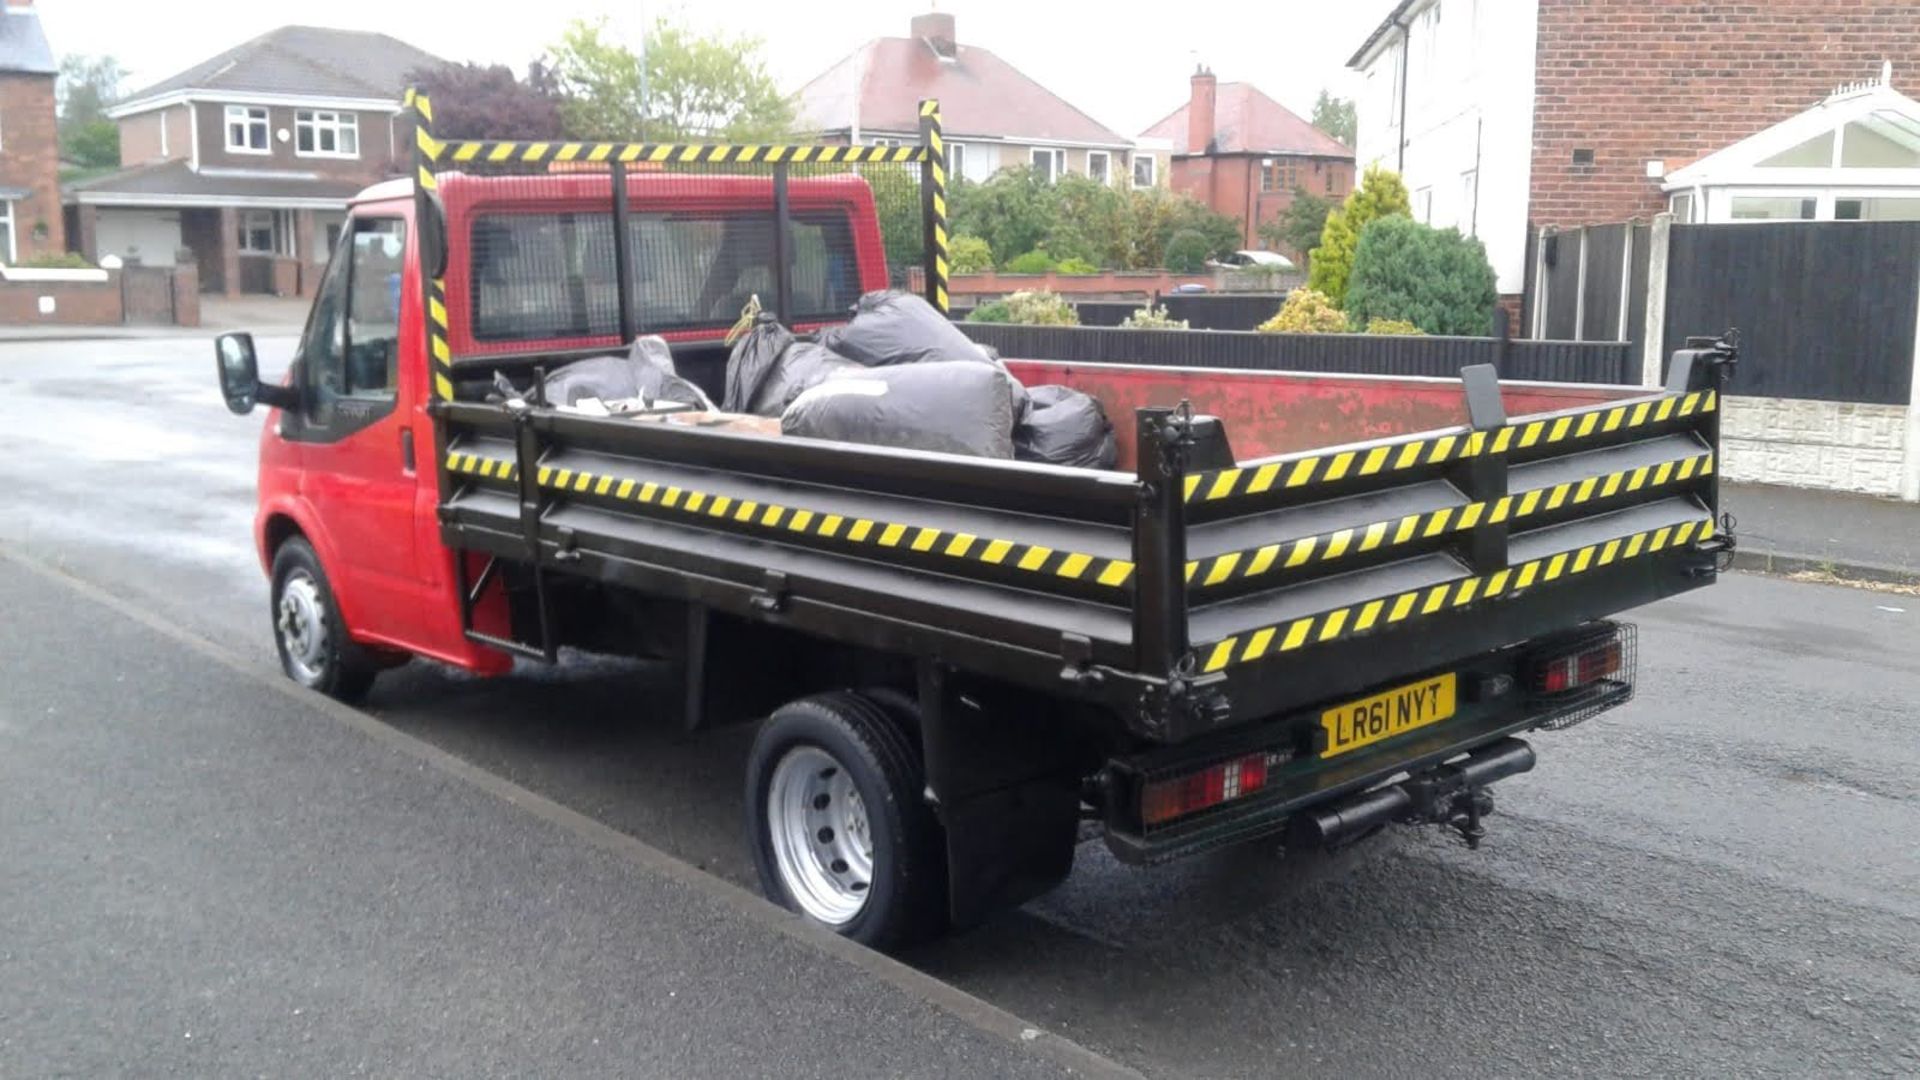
[{"left": 1100, "top": 626, "right": 1635, "bottom": 865}]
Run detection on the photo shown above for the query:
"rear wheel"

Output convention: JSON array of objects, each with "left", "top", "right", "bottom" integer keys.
[
  {"left": 745, "top": 691, "right": 945, "bottom": 948},
  {"left": 270, "top": 537, "right": 379, "bottom": 703}
]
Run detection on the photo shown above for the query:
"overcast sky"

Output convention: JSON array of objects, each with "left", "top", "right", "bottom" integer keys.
[{"left": 37, "top": 0, "right": 1391, "bottom": 137}]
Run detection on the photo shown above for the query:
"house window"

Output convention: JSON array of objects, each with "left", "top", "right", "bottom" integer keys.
[
  {"left": 1031, "top": 147, "right": 1064, "bottom": 183},
  {"left": 1730, "top": 196, "right": 1816, "bottom": 221},
  {"left": 0, "top": 200, "right": 14, "bottom": 264},
  {"left": 1325, "top": 169, "right": 1340, "bottom": 195},
  {"left": 1261, "top": 159, "right": 1300, "bottom": 193},
  {"left": 295, "top": 110, "right": 359, "bottom": 157},
  {"left": 868, "top": 137, "right": 903, "bottom": 147},
  {"left": 1413, "top": 186, "right": 1433, "bottom": 223},
  {"left": 947, "top": 141, "right": 966, "bottom": 180},
  {"left": 1835, "top": 196, "right": 1920, "bottom": 221},
  {"left": 1086, "top": 150, "right": 1110, "bottom": 184},
  {"left": 1669, "top": 192, "right": 1695, "bottom": 223},
  {"left": 1461, "top": 169, "right": 1478, "bottom": 233},
  {"left": 1133, "top": 154, "right": 1156, "bottom": 187},
  {"left": 239, "top": 210, "right": 279, "bottom": 253},
  {"left": 225, "top": 105, "right": 269, "bottom": 154}
]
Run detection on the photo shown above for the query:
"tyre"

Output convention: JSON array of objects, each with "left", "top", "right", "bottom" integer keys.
[
  {"left": 745, "top": 691, "right": 946, "bottom": 948},
  {"left": 269, "top": 537, "right": 379, "bottom": 703}
]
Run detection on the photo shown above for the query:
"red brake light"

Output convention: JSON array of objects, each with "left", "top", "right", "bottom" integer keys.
[
  {"left": 1140, "top": 751, "right": 1283, "bottom": 827},
  {"left": 1534, "top": 638, "right": 1623, "bottom": 695}
]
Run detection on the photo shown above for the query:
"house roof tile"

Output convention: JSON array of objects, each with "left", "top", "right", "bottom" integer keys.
[
  {"left": 1141, "top": 82, "right": 1352, "bottom": 158},
  {"left": 794, "top": 37, "right": 1130, "bottom": 147},
  {"left": 119, "top": 25, "right": 443, "bottom": 109}
]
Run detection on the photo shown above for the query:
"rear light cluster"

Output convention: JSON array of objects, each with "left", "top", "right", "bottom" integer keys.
[
  {"left": 1140, "top": 750, "right": 1288, "bottom": 827},
  {"left": 1531, "top": 637, "right": 1623, "bottom": 695}
]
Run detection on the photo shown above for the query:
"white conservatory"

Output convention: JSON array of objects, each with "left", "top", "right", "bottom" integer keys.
[{"left": 1662, "top": 66, "right": 1920, "bottom": 224}]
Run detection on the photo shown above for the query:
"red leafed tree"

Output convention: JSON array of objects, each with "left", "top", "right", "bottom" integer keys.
[{"left": 404, "top": 61, "right": 566, "bottom": 140}]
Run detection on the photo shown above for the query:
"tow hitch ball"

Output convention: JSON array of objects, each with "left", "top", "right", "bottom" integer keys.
[{"left": 1290, "top": 738, "right": 1536, "bottom": 851}]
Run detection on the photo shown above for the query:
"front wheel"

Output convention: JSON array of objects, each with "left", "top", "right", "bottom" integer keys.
[
  {"left": 745, "top": 692, "right": 946, "bottom": 949},
  {"left": 269, "top": 537, "right": 379, "bottom": 703}
]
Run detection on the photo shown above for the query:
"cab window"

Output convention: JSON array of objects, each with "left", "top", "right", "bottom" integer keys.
[{"left": 300, "top": 217, "right": 406, "bottom": 433}]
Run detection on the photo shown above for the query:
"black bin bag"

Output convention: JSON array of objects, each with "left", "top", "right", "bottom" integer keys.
[
  {"left": 543, "top": 336, "right": 714, "bottom": 410},
  {"left": 780, "top": 361, "right": 1016, "bottom": 458},
  {"left": 818, "top": 290, "right": 995, "bottom": 367},
  {"left": 1014, "top": 385, "right": 1118, "bottom": 469},
  {"left": 723, "top": 314, "right": 795, "bottom": 413}
]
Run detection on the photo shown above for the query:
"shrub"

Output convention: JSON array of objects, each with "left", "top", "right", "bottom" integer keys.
[
  {"left": 1363, "top": 317, "right": 1426, "bottom": 335},
  {"left": 1120, "top": 303, "right": 1189, "bottom": 330},
  {"left": 965, "top": 299, "right": 1011, "bottom": 323},
  {"left": 1257, "top": 288, "right": 1348, "bottom": 334},
  {"left": 1163, "top": 229, "right": 1212, "bottom": 273},
  {"left": 20, "top": 251, "right": 96, "bottom": 270},
  {"left": 1344, "top": 216, "right": 1498, "bottom": 336},
  {"left": 949, "top": 233, "right": 994, "bottom": 275},
  {"left": 1308, "top": 163, "right": 1411, "bottom": 307},
  {"left": 1005, "top": 249, "right": 1057, "bottom": 274},
  {"left": 1055, "top": 256, "right": 1099, "bottom": 275},
  {"left": 1002, "top": 289, "right": 1079, "bottom": 326}
]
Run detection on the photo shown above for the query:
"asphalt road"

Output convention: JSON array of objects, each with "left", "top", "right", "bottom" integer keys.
[{"left": 2, "top": 336, "right": 1917, "bottom": 1078}]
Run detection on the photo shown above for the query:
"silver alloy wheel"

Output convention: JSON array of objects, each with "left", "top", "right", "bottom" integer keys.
[
  {"left": 766, "top": 744, "right": 874, "bottom": 925},
  {"left": 276, "top": 571, "right": 328, "bottom": 684}
]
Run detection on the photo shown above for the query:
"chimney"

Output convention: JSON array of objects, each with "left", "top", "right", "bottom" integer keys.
[
  {"left": 912, "top": 11, "right": 958, "bottom": 59},
  {"left": 1187, "top": 65, "right": 1217, "bottom": 155}
]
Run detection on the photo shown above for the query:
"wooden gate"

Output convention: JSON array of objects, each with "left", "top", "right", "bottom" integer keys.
[{"left": 120, "top": 266, "right": 175, "bottom": 324}]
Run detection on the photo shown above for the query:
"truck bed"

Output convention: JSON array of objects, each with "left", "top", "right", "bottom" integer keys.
[{"left": 435, "top": 357, "right": 1723, "bottom": 744}]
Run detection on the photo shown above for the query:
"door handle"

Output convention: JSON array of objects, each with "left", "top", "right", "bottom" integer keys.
[{"left": 400, "top": 428, "right": 416, "bottom": 473}]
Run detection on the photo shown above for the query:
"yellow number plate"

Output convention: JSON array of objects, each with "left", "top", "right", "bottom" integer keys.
[{"left": 1320, "top": 673, "right": 1457, "bottom": 759}]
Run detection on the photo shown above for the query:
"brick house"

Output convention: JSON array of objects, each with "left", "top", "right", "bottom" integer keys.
[
  {"left": 64, "top": 25, "right": 441, "bottom": 297},
  {"left": 0, "top": 0, "right": 61, "bottom": 264},
  {"left": 1139, "top": 69, "right": 1355, "bottom": 259},
  {"left": 1350, "top": 0, "right": 1920, "bottom": 296},
  {"left": 793, "top": 13, "right": 1143, "bottom": 189}
]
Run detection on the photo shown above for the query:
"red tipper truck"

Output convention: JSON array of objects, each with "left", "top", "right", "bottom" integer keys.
[{"left": 212, "top": 96, "right": 1734, "bottom": 947}]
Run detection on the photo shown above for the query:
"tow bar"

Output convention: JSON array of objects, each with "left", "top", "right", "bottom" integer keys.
[{"left": 1288, "top": 738, "right": 1536, "bottom": 851}]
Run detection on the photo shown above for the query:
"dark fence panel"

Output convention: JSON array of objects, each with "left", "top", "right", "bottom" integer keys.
[
  {"left": 1072, "top": 300, "right": 1146, "bottom": 327},
  {"left": 1664, "top": 221, "right": 1920, "bottom": 404},
  {"left": 1580, "top": 225, "right": 1627, "bottom": 343},
  {"left": 1161, "top": 293, "right": 1287, "bottom": 331},
  {"left": 1542, "top": 232, "right": 1582, "bottom": 340},
  {"left": 958, "top": 323, "right": 1634, "bottom": 384}
]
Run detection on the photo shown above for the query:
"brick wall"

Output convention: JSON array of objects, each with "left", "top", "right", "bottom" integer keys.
[
  {"left": 1531, "top": 0, "right": 1920, "bottom": 227},
  {"left": 0, "top": 274, "right": 124, "bottom": 325},
  {"left": 1170, "top": 153, "right": 1354, "bottom": 253},
  {"left": 0, "top": 72, "right": 66, "bottom": 260}
]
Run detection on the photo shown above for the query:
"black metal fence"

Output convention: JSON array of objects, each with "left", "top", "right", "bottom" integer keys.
[
  {"left": 1662, "top": 221, "right": 1920, "bottom": 404},
  {"left": 958, "top": 323, "right": 1635, "bottom": 384}
]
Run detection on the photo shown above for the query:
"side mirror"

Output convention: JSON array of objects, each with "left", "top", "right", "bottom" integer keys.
[
  {"left": 215, "top": 332, "right": 297, "bottom": 415},
  {"left": 216, "top": 332, "right": 261, "bottom": 414}
]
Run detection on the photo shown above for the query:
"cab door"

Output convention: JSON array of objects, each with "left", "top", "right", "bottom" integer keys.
[{"left": 282, "top": 213, "right": 427, "bottom": 646}]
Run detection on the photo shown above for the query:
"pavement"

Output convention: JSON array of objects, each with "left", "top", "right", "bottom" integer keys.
[
  {"left": 0, "top": 555, "right": 1110, "bottom": 1080},
  {"left": 0, "top": 294, "right": 309, "bottom": 342},
  {"left": 1722, "top": 481, "right": 1920, "bottom": 583},
  {"left": 2, "top": 334, "right": 1919, "bottom": 1078}
]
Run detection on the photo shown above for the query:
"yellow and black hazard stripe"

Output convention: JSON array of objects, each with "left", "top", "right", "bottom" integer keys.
[
  {"left": 445, "top": 451, "right": 519, "bottom": 481},
  {"left": 1184, "top": 450, "right": 1716, "bottom": 587},
  {"left": 427, "top": 139, "right": 929, "bottom": 166},
  {"left": 1184, "top": 388, "right": 1719, "bottom": 505},
  {"left": 407, "top": 89, "right": 455, "bottom": 401},
  {"left": 920, "top": 99, "right": 950, "bottom": 314},
  {"left": 1198, "top": 517, "right": 1715, "bottom": 673},
  {"left": 449, "top": 459, "right": 1138, "bottom": 589}
]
